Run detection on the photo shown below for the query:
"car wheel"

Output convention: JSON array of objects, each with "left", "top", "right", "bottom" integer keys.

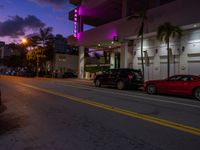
[
  {"left": 95, "top": 79, "right": 101, "bottom": 87},
  {"left": 193, "top": 87, "right": 200, "bottom": 101},
  {"left": 117, "top": 80, "right": 125, "bottom": 90},
  {"left": 146, "top": 84, "right": 157, "bottom": 94}
]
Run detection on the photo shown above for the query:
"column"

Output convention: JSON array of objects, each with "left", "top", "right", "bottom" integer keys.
[
  {"left": 110, "top": 52, "right": 115, "bottom": 69},
  {"left": 120, "top": 41, "right": 128, "bottom": 68},
  {"left": 78, "top": 46, "right": 84, "bottom": 79},
  {"left": 153, "top": 49, "right": 161, "bottom": 80},
  {"left": 179, "top": 34, "right": 188, "bottom": 74},
  {"left": 179, "top": 46, "right": 188, "bottom": 74}
]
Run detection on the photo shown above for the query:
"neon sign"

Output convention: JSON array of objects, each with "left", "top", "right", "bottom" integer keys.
[{"left": 74, "top": 8, "right": 79, "bottom": 38}]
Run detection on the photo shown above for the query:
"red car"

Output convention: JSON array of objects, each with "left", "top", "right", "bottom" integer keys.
[{"left": 144, "top": 75, "right": 200, "bottom": 101}]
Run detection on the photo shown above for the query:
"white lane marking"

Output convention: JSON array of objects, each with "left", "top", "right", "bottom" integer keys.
[{"left": 56, "top": 82, "right": 200, "bottom": 109}]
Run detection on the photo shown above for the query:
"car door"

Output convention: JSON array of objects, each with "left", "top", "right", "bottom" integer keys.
[
  {"left": 101, "top": 70, "right": 111, "bottom": 85},
  {"left": 155, "top": 79, "right": 170, "bottom": 93},
  {"left": 161, "top": 75, "right": 182, "bottom": 94},
  {"left": 167, "top": 75, "right": 190, "bottom": 95},
  {"left": 107, "top": 69, "right": 118, "bottom": 85}
]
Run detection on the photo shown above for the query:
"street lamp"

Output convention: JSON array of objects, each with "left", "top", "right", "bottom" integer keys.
[{"left": 21, "top": 37, "right": 28, "bottom": 45}]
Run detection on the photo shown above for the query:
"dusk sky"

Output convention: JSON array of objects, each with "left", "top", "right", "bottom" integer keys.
[{"left": 0, "top": 0, "right": 85, "bottom": 44}]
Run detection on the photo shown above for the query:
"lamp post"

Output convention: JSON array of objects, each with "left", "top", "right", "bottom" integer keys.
[{"left": 21, "top": 38, "right": 28, "bottom": 45}]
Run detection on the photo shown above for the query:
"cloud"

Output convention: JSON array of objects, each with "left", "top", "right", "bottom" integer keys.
[
  {"left": 30, "top": 0, "right": 65, "bottom": 9},
  {"left": 0, "top": 15, "right": 45, "bottom": 37}
]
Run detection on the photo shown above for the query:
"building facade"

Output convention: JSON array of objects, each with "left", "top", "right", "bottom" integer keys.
[
  {"left": 52, "top": 53, "right": 78, "bottom": 77},
  {"left": 68, "top": 0, "right": 200, "bottom": 80}
]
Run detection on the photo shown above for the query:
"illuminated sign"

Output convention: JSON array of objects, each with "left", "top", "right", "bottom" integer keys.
[{"left": 74, "top": 8, "right": 79, "bottom": 38}]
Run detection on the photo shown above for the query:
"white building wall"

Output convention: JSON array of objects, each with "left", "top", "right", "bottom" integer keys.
[
  {"left": 54, "top": 53, "right": 78, "bottom": 73},
  {"left": 131, "top": 27, "right": 200, "bottom": 80}
]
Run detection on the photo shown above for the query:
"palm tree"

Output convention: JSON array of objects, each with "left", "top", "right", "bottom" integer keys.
[
  {"left": 38, "top": 27, "right": 53, "bottom": 47},
  {"left": 157, "top": 22, "right": 182, "bottom": 78},
  {"left": 37, "top": 27, "right": 54, "bottom": 75},
  {"left": 27, "top": 35, "right": 39, "bottom": 49},
  {"left": 128, "top": 9, "right": 147, "bottom": 79}
]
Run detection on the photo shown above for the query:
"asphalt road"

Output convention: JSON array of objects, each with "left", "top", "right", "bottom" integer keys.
[{"left": 0, "top": 76, "right": 200, "bottom": 150}]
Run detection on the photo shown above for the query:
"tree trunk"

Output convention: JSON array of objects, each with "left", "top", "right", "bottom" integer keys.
[{"left": 139, "top": 21, "right": 145, "bottom": 80}]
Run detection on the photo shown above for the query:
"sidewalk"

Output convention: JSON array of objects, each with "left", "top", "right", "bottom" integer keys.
[
  {"left": 60, "top": 78, "right": 94, "bottom": 86},
  {"left": 34, "top": 76, "right": 94, "bottom": 86},
  {"left": 69, "top": 78, "right": 93, "bottom": 85}
]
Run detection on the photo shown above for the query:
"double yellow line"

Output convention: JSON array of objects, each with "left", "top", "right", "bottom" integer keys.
[{"left": 20, "top": 83, "right": 200, "bottom": 137}]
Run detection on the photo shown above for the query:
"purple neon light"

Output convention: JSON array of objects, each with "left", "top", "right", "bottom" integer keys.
[
  {"left": 77, "top": 33, "right": 80, "bottom": 39},
  {"left": 73, "top": 8, "right": 79, "bottom": 38}
]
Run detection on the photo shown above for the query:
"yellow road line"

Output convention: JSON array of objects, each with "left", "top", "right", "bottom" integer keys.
[{"left": 19, "top": 82, "right": 200, "bottom": 137}]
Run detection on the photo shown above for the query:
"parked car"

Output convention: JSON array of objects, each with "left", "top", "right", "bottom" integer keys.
[
  {"left": 94, "top": 68, "right": 144, "bottom": 90},
  {"left": 144, "top": 75, "right": 200, "bottom": 101},
  {"left": 62, "top": 71, "right": 77, "bottom": 78},
  {"left": 18, "top": 70, "right": 36, "bottom": 77}
]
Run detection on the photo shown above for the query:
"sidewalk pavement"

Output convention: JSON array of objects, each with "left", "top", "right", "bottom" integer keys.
[{"left": 67, "top": 78, "right": 93, "bottom": 85}]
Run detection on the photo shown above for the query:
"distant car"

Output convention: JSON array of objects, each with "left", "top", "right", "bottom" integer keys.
[
  {"left": 94, "top": 68, "right": 144, "bottom": 90},
  {"left": 62, "top": 71, "right": 77, "bottom": 78},
  {"left": 18, "top": 70, "right": 36, "bottom": 77},
  {"left": 144, "top": 75, "right": 200, "bottom": 101}
]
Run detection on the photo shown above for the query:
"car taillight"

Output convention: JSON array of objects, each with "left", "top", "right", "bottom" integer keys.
[{"left": 128, "top": 72, "right": 134, "bottom": 79}]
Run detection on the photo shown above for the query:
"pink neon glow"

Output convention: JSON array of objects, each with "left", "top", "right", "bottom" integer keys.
[
  {"left": 77, "top": 33, "right": 80, "bottom": 39},
  {"left": 73, "top": 7, "right": 79, "bottom": 38},
  {"left": 77, "top": 7, "right": 80, "bottom": 15}
]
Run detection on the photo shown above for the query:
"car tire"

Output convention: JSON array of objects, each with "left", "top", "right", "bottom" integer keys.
[
  {"left": 193, "top": 87, "right": 200, "bottom": 101},
  {"left": 117, "top": 80, "right": 125, "bottom": 90},
  {"left": 146, "top": 84, "right": 157, "bottom": 94},
  {"left": 95, "top": 79, "right": 101, "bottom": 87}
]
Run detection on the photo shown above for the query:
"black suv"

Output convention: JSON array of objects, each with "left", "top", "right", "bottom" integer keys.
[{"left": 94, "top": 68, "right": 144, "bottom": 90}]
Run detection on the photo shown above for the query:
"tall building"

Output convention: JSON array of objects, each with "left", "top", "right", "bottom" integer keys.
[
  {"left": 53, "top": 34, "right": 78, "bottom": 55},
  {"left": 68, "top": 0, "right": 200, "bottom": 80}
]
